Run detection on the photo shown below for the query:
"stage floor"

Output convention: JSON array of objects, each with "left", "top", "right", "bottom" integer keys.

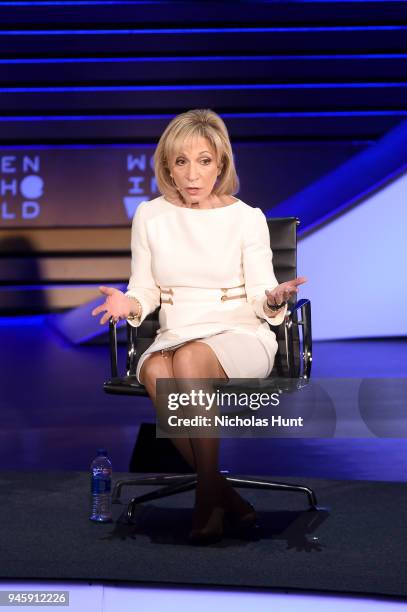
[
  {"left": 0, "top": 315, "right": 406, "bottom": 480},
  {"left": 1, "top": 469, "right": 407, "bottom": 600}
]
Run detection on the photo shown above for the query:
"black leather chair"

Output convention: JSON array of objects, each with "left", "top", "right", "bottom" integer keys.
[{"left": 104, "top": 217, "right": 317, "bottom": 522}]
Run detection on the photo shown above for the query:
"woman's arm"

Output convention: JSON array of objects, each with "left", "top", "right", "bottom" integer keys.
[
  {"left": 125, "top": 201, "right": 161, "bottom": 327},
  {"left": 92, "top": 203, "right": 160, "bottom": 326},
  {"left": 242, "top": 207, "right": 288, "bottom": 326}
]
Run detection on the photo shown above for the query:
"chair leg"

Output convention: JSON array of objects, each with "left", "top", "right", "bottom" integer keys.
[
  {"left": 225, "top": 476, "right": 319, "bottom": 510},
  {"left": 126, "top": 477, "right": 198, "bottom": 522},
  {"left": 112, "top": 474, "right": 197, "bottom": 503},
  {"left": 115, "top": 474, "right": 321, "bottom": 524}
]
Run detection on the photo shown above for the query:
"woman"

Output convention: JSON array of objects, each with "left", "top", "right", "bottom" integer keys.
[{"left": 92, "top": 109, "right": 306, "bottom": 544}]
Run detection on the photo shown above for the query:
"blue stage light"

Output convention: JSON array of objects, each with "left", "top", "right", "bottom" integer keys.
[
  {"left": 2, "top": 25, "right": 406, "bottom": 35},
  {"left": 1, "top": 111, "right": 407, "bottom": 123},
  {"left": 1, "top": 82, "right": 407, "bottom": 93},
  {"left": 1, "top": 53, "right": 407, "bottom": 64}
]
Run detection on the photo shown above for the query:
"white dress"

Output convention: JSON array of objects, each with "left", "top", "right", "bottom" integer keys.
[{"left": 125, "top": 195, "right": 287, "bottom": 382}]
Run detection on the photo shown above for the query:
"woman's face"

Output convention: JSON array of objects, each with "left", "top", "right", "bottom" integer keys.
[{"left": 169, "top": 136, "right": 221, "bottom": 205}]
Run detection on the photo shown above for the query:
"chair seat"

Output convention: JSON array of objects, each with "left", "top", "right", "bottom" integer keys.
[{"left": 104, "top": 376, "right": 146, "bottom": 395}]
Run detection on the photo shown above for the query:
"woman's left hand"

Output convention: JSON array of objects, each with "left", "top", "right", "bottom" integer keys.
[{"left": 265, "top": 276, "right": 307, "bottom": 308}]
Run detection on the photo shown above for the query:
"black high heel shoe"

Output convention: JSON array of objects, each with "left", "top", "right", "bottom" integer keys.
[
  {"left": 225, "top": 501, "right": 258, "bottom": 530},
  {"left": 188, "top": 507, "right": 225, "bottom": 545}
]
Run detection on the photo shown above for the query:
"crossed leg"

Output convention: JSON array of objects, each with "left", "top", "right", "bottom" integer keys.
[
  {"left": 139, "top": 341, "right": 254, "bottom": 532},
  {"left": 139, "top": 341, "right": 226, "bottom": 474},
  {"left": 139, "top": 348, "right": 196, "bottom": 470}
]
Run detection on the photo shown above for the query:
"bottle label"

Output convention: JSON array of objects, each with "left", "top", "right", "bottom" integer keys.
[{"left": 91, "top": 476, "right": 111, "bottom": 495}]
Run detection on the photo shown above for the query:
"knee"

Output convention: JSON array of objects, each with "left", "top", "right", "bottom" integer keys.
[
  {"left": 172, "top": 342, "right": 213, "bottom": 377},
  {"left": 139, "top": 354, "right": 171, "bottom": 388}
]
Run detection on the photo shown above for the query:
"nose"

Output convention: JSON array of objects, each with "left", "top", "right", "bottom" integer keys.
[{"left": 185, "top": 162, "right": 199, "bottom": 182}]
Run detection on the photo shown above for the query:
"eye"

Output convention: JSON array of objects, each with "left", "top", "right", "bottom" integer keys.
[
  {"left": 175, "top": 158, "right": 185, "bottom": 165},
  {"left": 200, "top": 158, "right": 212, "bottom": 165}
]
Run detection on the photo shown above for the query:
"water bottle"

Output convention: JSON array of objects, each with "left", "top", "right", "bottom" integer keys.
[{"left": 89, "top": 448, "right": 113, "bottom": 523}]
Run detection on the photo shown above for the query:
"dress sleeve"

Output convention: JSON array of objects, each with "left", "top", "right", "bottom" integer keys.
[
  {"left": 242, "top": 207, "right": 287, "bottom": 327},
  {"left": 125, "top": 202, "right": 161, "bottom": 327}
]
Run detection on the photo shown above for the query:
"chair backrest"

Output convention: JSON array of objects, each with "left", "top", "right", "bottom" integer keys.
[
  {"left": 266, "top": 218, "right": 300, "bottom": 377},
  {"left": 127, "top": 217, "right": 300, "bottom": 379},
  {"left": 267, "top": 218, "right": 298, "bottom": 284}
]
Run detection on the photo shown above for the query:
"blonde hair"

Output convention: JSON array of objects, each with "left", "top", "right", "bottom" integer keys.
[{"left": 154, "top": 109, "right": 239, "bottom": 202}]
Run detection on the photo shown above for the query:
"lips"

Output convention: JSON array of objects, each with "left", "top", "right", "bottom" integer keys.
[{"left": 186, "top": 187, "right": 200, "bottom": 192}]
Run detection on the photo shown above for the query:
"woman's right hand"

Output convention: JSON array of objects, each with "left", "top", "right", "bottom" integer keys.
[{"left": 91, "top": 286, "right": 134, "bottom": 325}]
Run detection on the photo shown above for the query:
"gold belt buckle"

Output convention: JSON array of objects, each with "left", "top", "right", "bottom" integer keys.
[
  {"left": 160, "top": 287, "right": 174, "bottom": 305},
  {"left": 221, "top": 284, "right": 247, "bottom": 302}
]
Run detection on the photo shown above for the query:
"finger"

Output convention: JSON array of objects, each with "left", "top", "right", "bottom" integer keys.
[
  {"left": 265, "top": 289, "right": 277, "bottom": 300},
  {"left": 278, "top": 288, "right": 292, "bottom": 303},
  {"left": 274, "top": 289, "right": 284, "bottom": 306},
  {"left": 266, "top": 289, "right": 288, "bottom": 305},
  {"left": 265, "top": 289, "right": 275, "bottom": 302},
  {"left": 291, "top": 276, "right": 307, "bottom": 286},
  {"left": 100, "top": 312, "right": 110, "bottom": 325},
  {"left": 99, "top": 286, "right": 116, "bottom": 296},
  {"left": 91, "top": 304, "right": 107, "bottom": 316}
]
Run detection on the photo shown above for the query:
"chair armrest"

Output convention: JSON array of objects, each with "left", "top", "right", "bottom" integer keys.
[
  {"left": 284, "top": 298, "right": 312, "bottom": 380},
  {"left": 108, "top": 318, "right": 139, "bottom": 378},
  {"left": 126, "top": 321, "right": 138, "bottom": 377},
  {"left": 108, "top": 318, "right": 119, "bottom": 378}
]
